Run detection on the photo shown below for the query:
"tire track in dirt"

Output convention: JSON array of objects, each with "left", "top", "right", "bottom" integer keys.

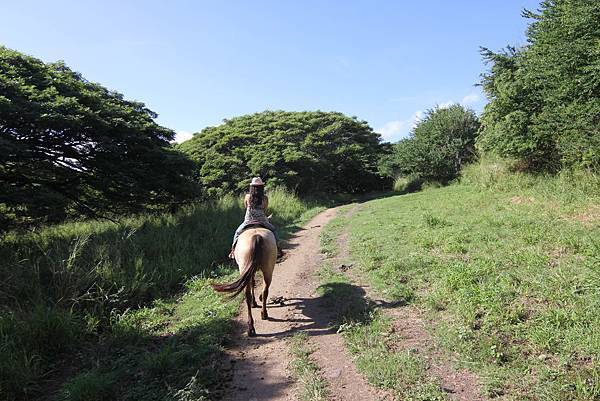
[{"left": 223, "top": 207, "right": 384, "bottom": 401}]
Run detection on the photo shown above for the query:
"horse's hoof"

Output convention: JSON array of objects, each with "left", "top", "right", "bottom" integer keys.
[
  {"left": 252, "top": 300, "right": 259, "bottom": 308},
  {"left": 248, "top": 328, "right": 256, "bottom": 337},
  {"left": 261, "top": 311, "right": 268, "bottom": 320}
]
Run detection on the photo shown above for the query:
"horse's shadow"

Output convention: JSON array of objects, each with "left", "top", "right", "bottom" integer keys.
[{"left": 249, "top": 281, "right": 397, "bottom": 339}]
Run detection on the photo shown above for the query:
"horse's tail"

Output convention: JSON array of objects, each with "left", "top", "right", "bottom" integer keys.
[{"left": 212, "top": 234, "right": 262, "bottom": 298}]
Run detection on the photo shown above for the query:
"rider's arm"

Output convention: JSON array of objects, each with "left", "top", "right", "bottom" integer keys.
[
  {"left": 244, "top": 194, "right": 250, "bottom": 209},
  {"left": 263, "top": 195, "right": 269, "bottom": 212}
]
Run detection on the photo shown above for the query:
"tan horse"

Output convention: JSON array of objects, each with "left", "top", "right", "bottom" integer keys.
[{"left": 212, "top": 227, "right": 277, "bottom": 336}]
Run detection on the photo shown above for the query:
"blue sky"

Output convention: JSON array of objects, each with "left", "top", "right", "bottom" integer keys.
[{"left": 1, "top": 1, "right": 539, "bottom": 143}]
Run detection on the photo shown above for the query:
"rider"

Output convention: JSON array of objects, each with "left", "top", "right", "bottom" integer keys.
[{"left": 229, "top": 177, "right": 283, "bottom": 259}]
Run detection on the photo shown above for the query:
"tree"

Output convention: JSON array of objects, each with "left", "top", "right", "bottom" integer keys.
[
  {"left": 379, "top": 104, "right": 480, "bottom": 183},
  {"left": 0, "top": 46, "right": 198, "bottom": 230},
  {"left": 177, "top": 110, "right": 388, "bottom": 196},
  {"left": 478, "top": 0, "right": 600, "bottom": 172}
]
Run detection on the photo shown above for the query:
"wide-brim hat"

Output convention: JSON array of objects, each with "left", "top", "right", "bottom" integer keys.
[{"left": 250, "top": 177, "right": 265, "bottom": 186}]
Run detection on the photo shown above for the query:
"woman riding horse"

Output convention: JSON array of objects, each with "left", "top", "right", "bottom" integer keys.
[
  {"left": 229, "top": 177, "right": 283, "bottom": 259},
  {"left": 214, "top": 177, "right": 281, "bottom": 336}
]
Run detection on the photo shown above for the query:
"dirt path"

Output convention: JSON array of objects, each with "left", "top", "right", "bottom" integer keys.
[
  {"left": 223, "top": 208, "right": 384, "bottom": 401},
  {"left": 222, "top": 204, "right": 484, "bottom": 401}
]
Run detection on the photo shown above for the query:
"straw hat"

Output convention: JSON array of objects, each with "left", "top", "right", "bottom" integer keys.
[{"left": 250, "top": 177, "right": 265, "bottom": 186}]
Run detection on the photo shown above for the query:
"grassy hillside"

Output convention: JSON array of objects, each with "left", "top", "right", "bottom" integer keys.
[
  {"left": 0, "top": 188, "right": 325, "bottom": 401},
  {"left": 328, "top": 163, "right": 599, "bottom": 400}
]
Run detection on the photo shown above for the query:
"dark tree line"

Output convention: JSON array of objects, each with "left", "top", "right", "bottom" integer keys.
[
  {"left": 1, "top": 47, "right": 390, "bottom": 231},
  {"left": 0, "top": 46, "right": 198, "bottom": 230}
]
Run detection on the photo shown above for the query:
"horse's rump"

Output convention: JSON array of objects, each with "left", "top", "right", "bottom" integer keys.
[
  {"left": 212, "top": 227, "right": 277, "bottom": 336},
  {"left": 212, "top": 234, "right": 263, "bottom": 298}
]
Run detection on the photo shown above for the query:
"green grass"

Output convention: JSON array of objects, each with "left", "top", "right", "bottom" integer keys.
[
  {"left": 342, "top": 314, "right": 448, "bottom": 401},
  {"left": 58, "top": 370, "right": 118, "bottom": 401},
  {"left": 315, "top": 262, "right": 448, "bottom": 400},
  {"left": 332, "top": 162, "right": 600, "bottom": 400},
  {"left": 57, "top": 276, "right": 239, "bottom": 401},
  {"left": 318, "top": 205, "right": 354, "bottom": 258},
  {"left": 0, "top": 188, "right": 325, "bottom": 401},
  {"left": 288, "top": 332, "right": 330, "bottom": 401}
]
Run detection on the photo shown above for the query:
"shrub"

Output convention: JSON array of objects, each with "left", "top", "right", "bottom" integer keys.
[
  {"left": 380, "top": 104, "right": 480, "bottom": 184},
  {"left": 59, "top": 370, "right": 117, "bottom": 401},
  {"left": 460, "top": 157, "right": 600, "bottom": 199},
  {"left": 392, "top": 175, "right": 423, "bottom": 193},
  {"left": 0, "top": 306, "right": 83, "bottom": 400}
]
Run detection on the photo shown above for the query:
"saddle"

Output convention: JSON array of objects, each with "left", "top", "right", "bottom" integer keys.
[{"left": 240, "top": 219, "right": 273, "bottom": 233}]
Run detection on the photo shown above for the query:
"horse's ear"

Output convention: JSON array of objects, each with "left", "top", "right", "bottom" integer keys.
[{"left": 267, "top": 214, "right": 273, "bottom": 220}]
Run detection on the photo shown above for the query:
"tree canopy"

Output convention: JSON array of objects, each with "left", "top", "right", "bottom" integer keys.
[
  {"left": 0, "top": 46, "right": 198, "bottom": 230},
  {"left": 478, "top": 0, "right": 600, "bottom": 172},
  {"left": 379, "top": 104, "right": 480, "bottom": 183},
  {"left": 177, "top": 110, "right": 388, "bottom": 196}
]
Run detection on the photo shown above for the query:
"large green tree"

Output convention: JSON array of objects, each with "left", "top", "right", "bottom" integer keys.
[
  {"left": 0, "top": 46, "right": 198, "bottom": 230},
  {"left": 478, "top": 0, "right": 600, "bottom": 172},
  {"left": 178, "top": 110, "right": 388, "bottom": 195},
  {"left": 379, "top": 104, "right": 480, "bottom": 183}
]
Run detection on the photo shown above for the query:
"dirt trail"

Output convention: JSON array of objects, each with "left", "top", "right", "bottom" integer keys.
[
  {"left": 223, "top": 208, "right": 384, "bottom": 401},
  {"left": 222, "top": 204, "right": 484, "bottom": 401}
]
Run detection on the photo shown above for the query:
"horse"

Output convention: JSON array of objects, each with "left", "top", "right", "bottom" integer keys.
[{"left": 212, "top": 227, "right": 277, "bottom": 336}]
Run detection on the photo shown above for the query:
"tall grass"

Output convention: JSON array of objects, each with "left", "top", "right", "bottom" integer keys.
[
  {"left": 1, "top": 188, "right": 320, "bottom": 309},
  {"left": 0, "top": 188, "right": 323, "bottom": 401},
  {"left": 460, "top": 156, "right": 600, "bottom": 201}
]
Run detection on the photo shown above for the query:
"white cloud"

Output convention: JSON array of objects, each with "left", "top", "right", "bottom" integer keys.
[
  {"left": 461, "top": 93, "right": 480, "bottom": 105},
  {"left": 172, "top": 130, "right": 193, "bottom": 143},
  {"left": 378, "top": 120, "right": 407, "bottom": 139},
  {"left": 435, "top": 93, "right": 481, "bottom": 110},
  {"left": 377, "top": 110, "right": 423, "bottom": 142}
]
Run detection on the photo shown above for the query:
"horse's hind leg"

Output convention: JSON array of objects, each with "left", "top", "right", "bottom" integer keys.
[
  {"left": 251, "top": 277, "right": 258, "bottom": 308},
  {"left": 245, "top": 284, "right": 256, "bottom": 336},
  {"left": 261, "top": 270, "right": 272, "bottom": 320}
]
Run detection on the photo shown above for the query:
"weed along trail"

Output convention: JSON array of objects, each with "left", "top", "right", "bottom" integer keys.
[{"left": 223, "top": 207, "right": 384, "bottom": 401}]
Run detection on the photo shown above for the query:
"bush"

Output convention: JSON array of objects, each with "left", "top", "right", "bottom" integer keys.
[
  {"left": 392, "top": 175, "right": 422, "bottom": 193},
  {"left": 380, "top": 104, "right": 479, "bottom": 184},
  {"left": 460, "top": 157, "right": 600, "bottom": 199},
  {"left": 0, "top": 306, "right": 83, "bottom": 399},
  {"left": 59, "top": 370, "right": 117, "bottom": 401}
]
